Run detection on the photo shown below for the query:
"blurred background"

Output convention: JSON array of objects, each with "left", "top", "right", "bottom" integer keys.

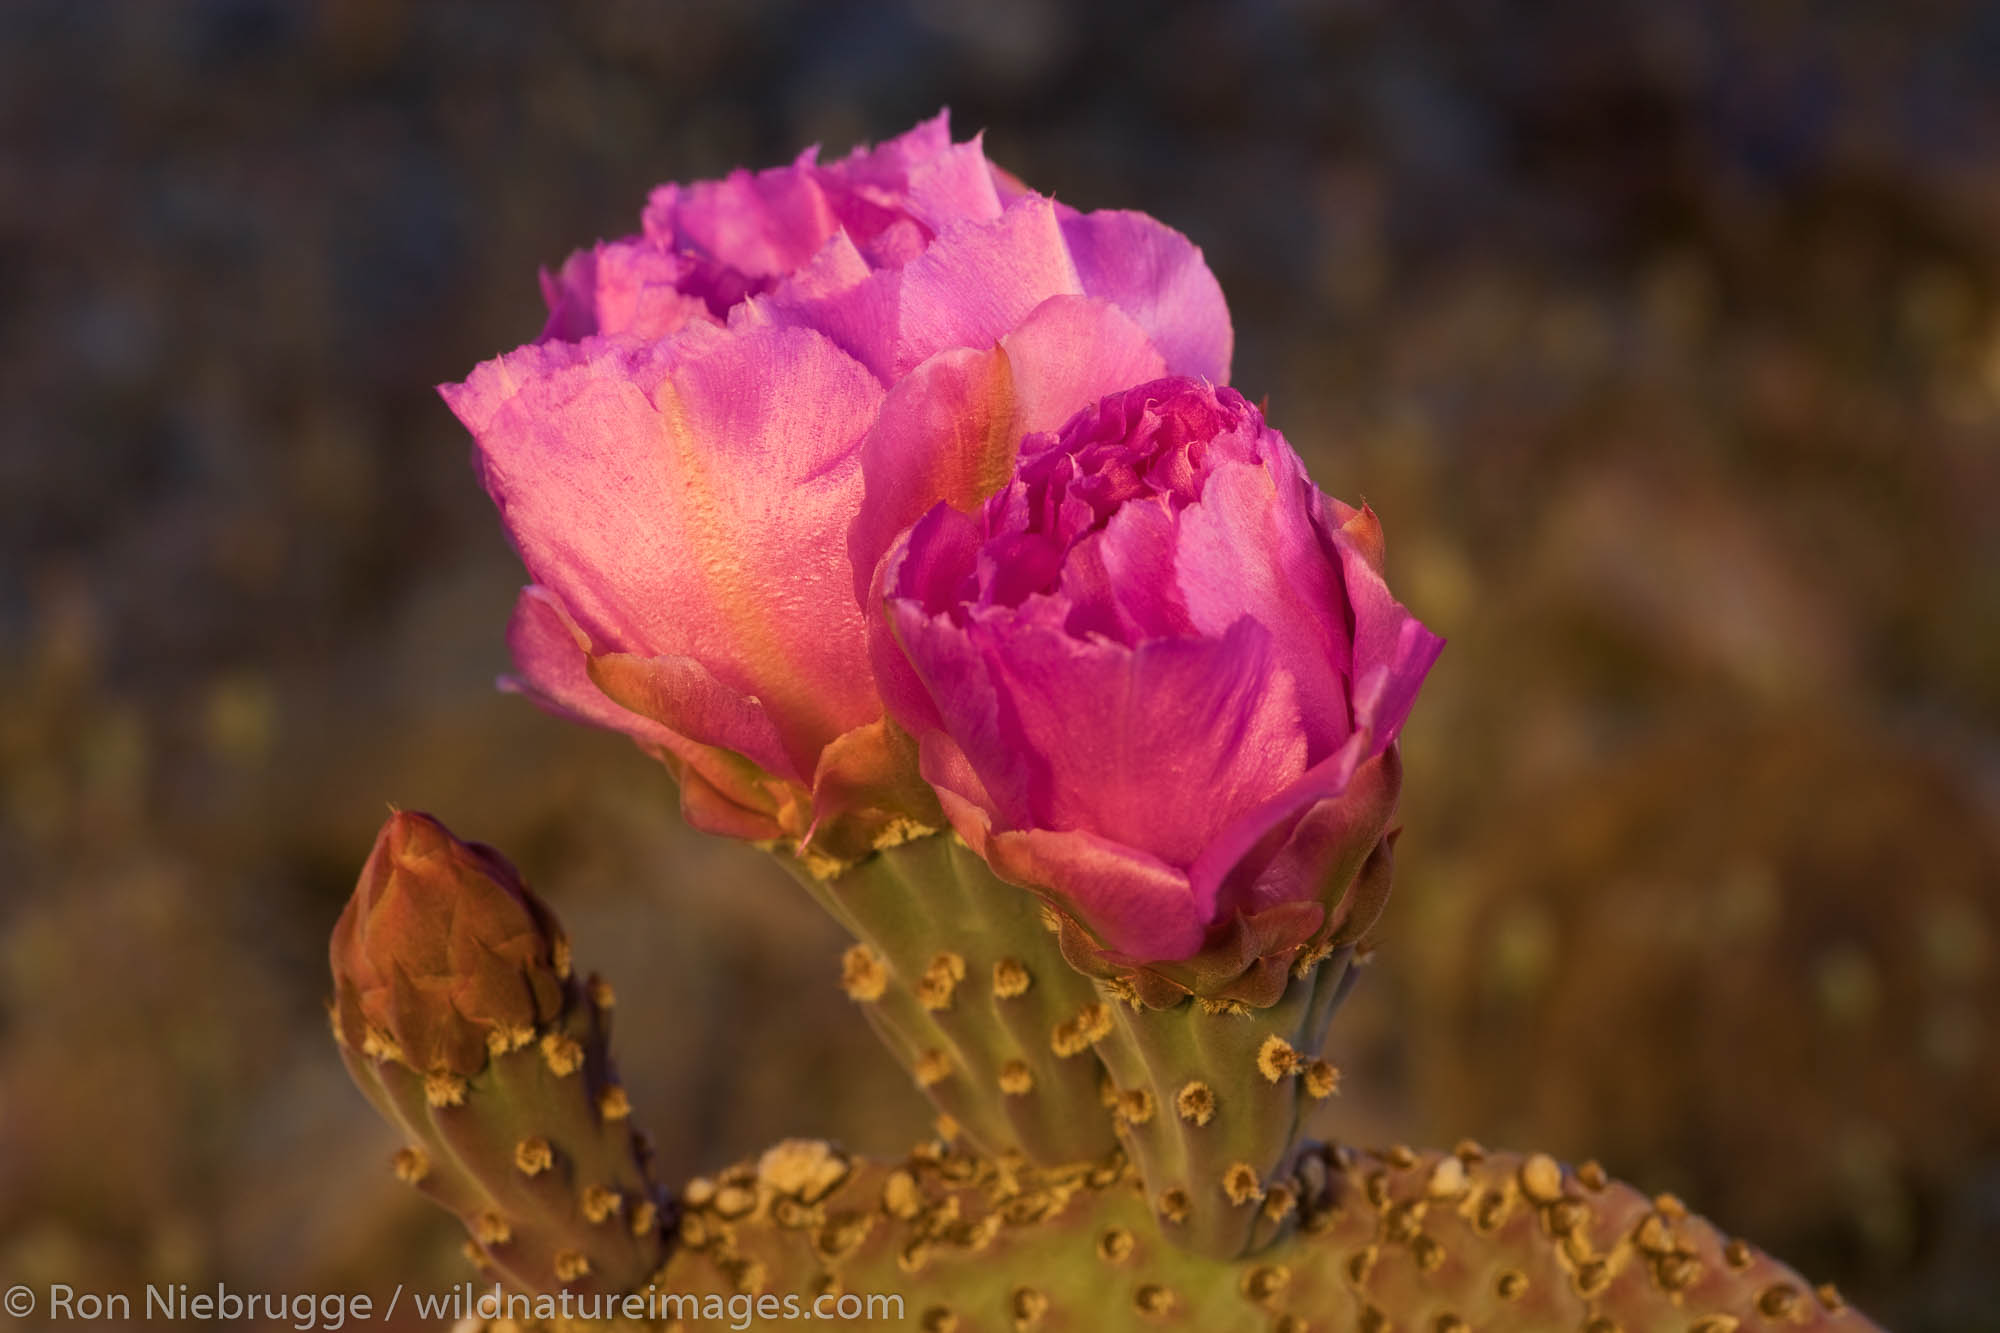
[{"left": 2, "top": 0, "right": 1996, "bottom": 1327}]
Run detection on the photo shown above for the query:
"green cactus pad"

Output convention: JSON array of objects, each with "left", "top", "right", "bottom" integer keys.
[
  {"left": 333, "top": 967, "right": 667, "bottom": 1295},
  {"left": 781, "top": 834, "right": 1120, "bottom": 1167},
  {"left": 442, "top": 1135, "right": 1881, "bottom": 1331},
  {"left": 1091, "top": 946, "right": 1357, "bottom": 1260}
]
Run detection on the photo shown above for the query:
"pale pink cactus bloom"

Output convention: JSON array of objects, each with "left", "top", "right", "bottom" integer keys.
[{"left": 444, "top": 114, "right": 1233, "bottom": 856}]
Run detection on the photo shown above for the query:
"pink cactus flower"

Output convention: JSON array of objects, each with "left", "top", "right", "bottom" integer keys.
[
  {"left": 877, "top": 378, "right": 1443, "bottom": 993},
  {"left": 443, "top": 114, "right": 1232, "bottom": 859}
]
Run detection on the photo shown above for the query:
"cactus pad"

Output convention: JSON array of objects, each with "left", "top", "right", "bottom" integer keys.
[
  {"left": 454, "top": 1135, "right": 1882, "bottom": 1331},
  {"left": 1092, "top": 947, "right": 1358, "bottom": 1259},
  {"left": 782, "top": 834, "right": 1120, "bottom": 1167}
]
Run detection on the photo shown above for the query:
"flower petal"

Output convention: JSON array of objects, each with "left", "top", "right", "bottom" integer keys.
[
  {"left": 997, "top": 296, "right": 1171, "bottom": 443},
  {"left": 820, "top": 112, "right": 1004, "bottom": 249},
  {"left": 643, "top": 162, "right": 839, "bottom": 280},
  {"left": 849, "top": 348, "right": 1020, "bottom": 605},
  {"left": 971, "top": 611, "right": 1308, "bottom": 872},
  {"left": 537, "top": 241, "right": 719, "bottom": 343},
  {"left": 1217, "top": 746, "right": 1401, "bottom": 923},
  {"left": 501, "top": 586, "right": 799, "bottom": 838},
  {"left": 673, "top": 761, "right": 796, "bottom": 842},
  {"left": 1176, "top": 458, "right": 1353, "bottom": 757},
  {"left": 806, "top": 718, "right": 942, "bottom": 858},
  {"left": 985, "top": 827, "right": 1205, "bottom": 960},
  {"left": 585, "top": 651, "right": 800, "bottom": 785},
  {"left": 449, "top": 326, "right": 886, "bottom": 776},
  {"left": 848, "top": 294, "right": 1168, "bottom": 607},
  {"left": 915, "top": 728, "right": 1004, "bottom": 857},
  {"left": 928, "top": 728, "right": 1208, "bottom": 959},
  {"left": 1058, "top": 498, "right": 1193, "bottom": 644},
  {"left": 888, "top": 589, "right": 1044, "bottom": 834},
  {"left": 1336, "top": 536, "right": 1446, "bottom": 748},
  {"left": 828, "top": 109, "right": 956, "bottom": 181},
  {"left": 1059, "top": 208, "right": 1233, "bottom": 383},
  {"left": 762, "top": 195, "right": 1083, "bottom": 383}
]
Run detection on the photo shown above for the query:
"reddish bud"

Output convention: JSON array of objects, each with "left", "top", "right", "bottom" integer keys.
[{"left": 330, "top": 810, "right": 569, "bottom": 1077}]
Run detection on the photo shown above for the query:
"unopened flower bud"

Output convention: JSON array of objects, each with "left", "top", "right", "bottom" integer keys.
[{"left": 330, "top": 810, "right": 569, "bottom": 1077}]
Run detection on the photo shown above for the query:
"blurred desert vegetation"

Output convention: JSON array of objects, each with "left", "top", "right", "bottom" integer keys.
[{"left": 1, "top": 1, "right": 1995, "bottom": 1328}]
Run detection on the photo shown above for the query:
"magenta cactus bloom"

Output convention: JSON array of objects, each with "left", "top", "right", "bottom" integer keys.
[
  {"left": 877, "top": 378, "right": 1443, "bottom": 989},
  {"left": 443, "top": 114, "right": 1232, "bottom": 857}
]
